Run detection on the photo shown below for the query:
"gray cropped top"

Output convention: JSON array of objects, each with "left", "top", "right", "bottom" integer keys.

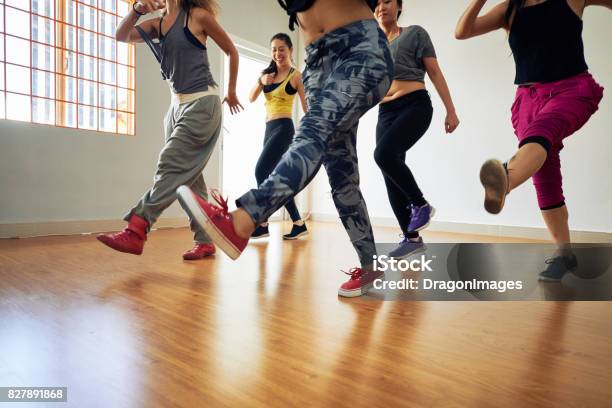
[{"left": 388, "top": 25, "right": 436, "bottom": 83}]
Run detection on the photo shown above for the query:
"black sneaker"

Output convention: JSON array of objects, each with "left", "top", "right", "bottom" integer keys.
[
  {"left": 283, "top": 223, "right": 308, "bottom": 240},
  {"left": 538, "top": 254, "right": 578, "bottom": 282},
  {"left": 251, "top": 225, "right": 270, "bottom": 239}
]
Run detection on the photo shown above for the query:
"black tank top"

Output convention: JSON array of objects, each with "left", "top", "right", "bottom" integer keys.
[
  {"left": 277, "top": 0, "right": 378, "bottom": 30},
  {"left": 508, "top": 0, "right": 588, "bottom": 84}
]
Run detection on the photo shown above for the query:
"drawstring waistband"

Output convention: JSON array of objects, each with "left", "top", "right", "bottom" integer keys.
[
  {"left": 171, "top": 86, "right": 219, "bottom": 105},
  {"left": 303, "top": 19, "right": 379, "bottom": 70}
]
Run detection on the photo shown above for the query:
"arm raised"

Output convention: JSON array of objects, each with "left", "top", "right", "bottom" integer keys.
[
  {"left": 455, "top": 0, "right": 508, "bottom": 40},
  {"left": 116, "top": 0, "right": 164, "bottom": 43}
]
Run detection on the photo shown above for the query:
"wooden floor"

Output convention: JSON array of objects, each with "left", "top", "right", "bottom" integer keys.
[{"left": 0, "top": 222, "right": 610, "bottom": 407}]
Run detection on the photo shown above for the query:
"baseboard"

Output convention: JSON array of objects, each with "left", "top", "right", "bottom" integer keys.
[
  {"left": 4, "top": 214, "right": 611, "bottom": 242},
  {"left": 310, "top": 213, "right": 612, "bottom": 243},
  {"left": 0, "top": 213, "right": 288, "bottom": 239},
  {"left": 0, "top": 218, "right": 190, "bottom": 239}
]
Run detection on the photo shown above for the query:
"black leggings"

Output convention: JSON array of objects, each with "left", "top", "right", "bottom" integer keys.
[
  {"left": 374, "top": 90, "right": 433, "bottom": 235},
  {"left": 255, "top": 118, "right": 301, "bottom": 222}
]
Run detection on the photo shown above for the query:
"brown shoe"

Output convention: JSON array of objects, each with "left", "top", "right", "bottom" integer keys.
[{"left": 480, "top": 159, "right": 509, "bottom": 215}]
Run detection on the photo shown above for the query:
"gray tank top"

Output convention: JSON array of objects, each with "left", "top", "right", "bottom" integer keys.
[
  {"left": 388, "top": 25, "right": 436, "bottom": 83},
  {"left": 136, "top": 8, "right": 217, "bottom": 94}
]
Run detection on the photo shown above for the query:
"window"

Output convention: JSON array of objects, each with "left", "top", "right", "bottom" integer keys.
[
  {"left": 221, "top": 39, "right": 294, "bottom": 221},
  {"left": 0, "top": 0, "right": 135, "bottom": 135}
]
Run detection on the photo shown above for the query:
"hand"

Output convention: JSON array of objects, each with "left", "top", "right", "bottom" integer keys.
[
  {"left": 223, "top": 91, "right": 244, "bottom": 115},
  {"left": 445, "top": 110, "right": 460, "bottom": 134},
  {"left": 261, "top": 73, "right": 276, "bottom": 86},
  {"left": 135, "top": 0, "right": 165, "bottom": 14}
]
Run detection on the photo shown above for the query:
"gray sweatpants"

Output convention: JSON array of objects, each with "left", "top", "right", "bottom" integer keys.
[{"left": 125, "top": 95, "right": 222, "bottom": 244}]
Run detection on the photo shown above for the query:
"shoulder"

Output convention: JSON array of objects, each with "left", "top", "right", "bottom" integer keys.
[
  {"left": 408, "top": 25, "right": 431, "bottom": 37},
  {"left": 407, "top": 25, "right": 435, "bottom": 47},
  {"left": 396, "top": 26, "right": 430, "bottom": 47},
  {"left": 397, "top": 25, "right": 430, "bottom": 42},
  {"left": 290, "top": 69, "right": 303, "bottom": 84},
  {"left": 190, "top": 7, "right": 216, "bottom": 23},
  {"left": 190, "top": 6, "right": 221, "bottom": 36},
  {"left": 291, "top": 69, "right": 302, "bottom": 79}
]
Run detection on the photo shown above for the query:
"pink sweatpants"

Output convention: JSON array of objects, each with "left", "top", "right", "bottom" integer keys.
[{"left": 511, "top": 73, "right": 604, "bottom": 209}]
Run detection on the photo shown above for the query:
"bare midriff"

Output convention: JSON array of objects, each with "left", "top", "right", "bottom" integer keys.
[
  {"left": 380, "top": 80, "right": 426, "bottom": 104},
  {"left": 266, "top": 113, "right": 293, "bottom": 122},
  {"left": 297, "top": 0, "right": 376, "bottom": 45}
]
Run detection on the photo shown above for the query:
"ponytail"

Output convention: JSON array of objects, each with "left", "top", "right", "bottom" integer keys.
[{"left": 262, "top": 60, "right": 278, "bottom": 75}]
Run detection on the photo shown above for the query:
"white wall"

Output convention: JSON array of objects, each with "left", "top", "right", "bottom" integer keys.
[
  {"left": 2, "top": 1, "right": 609, "bottom": 237},
  {"left": 309, "top": 1, "right": 612, "bottom": 235},
  {"left": 0, "top": 0, "right": 291, "bottom": 233}
]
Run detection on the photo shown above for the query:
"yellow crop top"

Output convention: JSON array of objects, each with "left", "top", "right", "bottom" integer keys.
[{"left": 264, "top": 68, "right": 298, "bottom": 117}]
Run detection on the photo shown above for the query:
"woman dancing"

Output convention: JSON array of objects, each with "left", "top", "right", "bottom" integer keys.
[
  {"left": 98, "top": 0, "right": 242, "bottom": 260},
  {"left": 248, "top": 33, "right": 309, "bottom": 240},
  {"left": 374, "top": 0, "right": 460, "bottom": 259},
  {"left": 456, "top": 0, "right": 608, "bottom": 280}
]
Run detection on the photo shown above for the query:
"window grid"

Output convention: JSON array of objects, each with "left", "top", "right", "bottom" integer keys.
[
  {"left": 5, "top": 89, "right": 134, "bottom": 114},
  {"left": 29, "top": 1, "right": 33, "bottom": 124},
  {"left": 2, "top": 61, "right": 135, "bottom": 88},
  {"left": 0, "top": 0, "right": 135, "bottom": 135},
  {"left": 2, "top": 4, "right": 3, "bottom": 121},
  {"left": 75, "top": 0, "right": 79, "bottom": 130},
  {"left": 53, "top": 0, "right": 57, "bottom": 125},
  {"left": 4, "top": 33, "right": 135, "bottom": 68}
]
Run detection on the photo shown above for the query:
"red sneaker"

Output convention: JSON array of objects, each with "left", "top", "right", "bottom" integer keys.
[
  {"left": 338, "top": 267, "right": 384, "bottom": 298},
  {"left": 177, "top": 186, "right": 248, "bottom": 260},
  {"left": 183, "top": 243, "right": 216, "bottom": 260},
  {"left": 97, "top": 214, "right": 148, "bottom": 255}
]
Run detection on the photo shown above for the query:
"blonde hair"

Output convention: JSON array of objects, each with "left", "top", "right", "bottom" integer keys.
[{"left": 179, "top": 0, "right": 220, "bottom": 17}]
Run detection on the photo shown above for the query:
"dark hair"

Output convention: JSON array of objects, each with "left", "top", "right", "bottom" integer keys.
[
  {"left": 504, "top": 0, "right": 527, "bottom": 25},
  {"left": 262, "top": 33, "right": 293, "bottom": 75},
  {"left": 397, "top": 0, "right": 403, "bottom": 18}
]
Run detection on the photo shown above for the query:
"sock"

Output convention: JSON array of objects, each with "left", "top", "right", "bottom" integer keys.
[
  {"left": 261, "top": 222, "right": 269, "bottom": 228},
  {"left": 557, "top": 244, "right": 575, "bottom": 259},
  {"left": 405, "top": 231, "right": 419, "bottom": 240},
  {"left": 293, "top": 220, "right": 305, "bottom": 227}
]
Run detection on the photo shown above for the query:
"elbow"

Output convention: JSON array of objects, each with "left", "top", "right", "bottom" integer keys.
[
  {"left": 454, "top": 26, "right": 469, "bottom": 40},
  {"left": 227, "top": 47, "right": 239, "bottom": 60},
  {"left": 115, "top": 32, "right": 128, "bottom": 43}
]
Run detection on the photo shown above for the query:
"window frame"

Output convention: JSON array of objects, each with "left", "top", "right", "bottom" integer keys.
[{"left": 0, "top": 0, "right": 136, "bottom": 135}]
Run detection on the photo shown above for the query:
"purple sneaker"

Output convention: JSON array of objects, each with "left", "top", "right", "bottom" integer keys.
[
  {"left": 388, "top": 236, "right": 426, "bottom": 259},
  {"left": 407, "top": 203, "right": 435, "bottom": 232}
]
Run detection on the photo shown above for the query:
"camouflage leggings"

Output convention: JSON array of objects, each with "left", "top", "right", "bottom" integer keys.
[{"left": 236, "top": 19, "right": 393, "bottom": 267}]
